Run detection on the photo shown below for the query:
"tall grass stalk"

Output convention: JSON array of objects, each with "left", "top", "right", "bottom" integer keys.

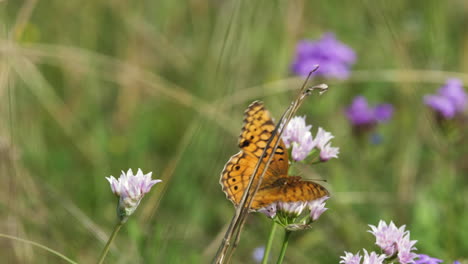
[{"left": 0, "top": 233, "right": 77, "bottom": 264}]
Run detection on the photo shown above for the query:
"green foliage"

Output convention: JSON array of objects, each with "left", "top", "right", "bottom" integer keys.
[{"left": 1, "top": 0, "right": 467, "bottom": 263}]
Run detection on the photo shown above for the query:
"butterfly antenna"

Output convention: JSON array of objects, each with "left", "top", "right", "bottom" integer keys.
[{"left": 308, "top": 178, "right": 328, "bottom": 183}]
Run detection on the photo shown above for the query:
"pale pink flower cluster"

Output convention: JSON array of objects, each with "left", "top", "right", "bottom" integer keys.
[
  {"left": 106, "top": 169, "right": 161, "bottom": 220},
  {"left": 340, "top": 220, "right": 418, "bottom": 264},
  {"left": 308, "top": 196, "right": 329, "bottom": 221},
  {"left": 258, "top": 196, "right": 329, "bottom": 226},
  {"left": 340, "top": 250, "right": 386, "bottom": 264},
  {"left": 282, "top": 116, "right": 339, "bottom": 161},
  {"left": 368, "top": 220, "right": 418, "bottom": 263},
  {"left": 314, "top": 127, "right": 340, "bottom": 161}
]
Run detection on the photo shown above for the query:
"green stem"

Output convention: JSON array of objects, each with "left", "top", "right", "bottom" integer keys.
[
  {"left": 276, "top": 230, "right": 292, "bottom": 264},
  {"left": 97, "top": 222, "right": 123, "bottom": 264},
  {"left": 261, "top": 222, "right": 278, "bottom": 264},
  {"left": 0, "top": 233, "right": 77, "bottom": 264}
]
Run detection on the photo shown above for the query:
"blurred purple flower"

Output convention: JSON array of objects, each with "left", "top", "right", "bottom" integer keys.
[
  {"left": 374, "top": 104, "right": 394, "bottom": 122},
  {"left": 415, "top": 254, "right": 443, "bottom": 264},
  {"left": 424, "top": 78, "right": 467, "bottom": 119},
  {"left": 346, "top": 96, "right": 375, "bottom": 125},
  {"left": 439, "top": 79, "right": 467, "bottom": 112},
  {"left": 252, "top": 246, "right": 265, "bottom": 263},
  {"left": 346, "top": 96, "right": 394, "bottom": 126},
  {"left": 424, "top": 95, "right": 455, "bottom": 118},
  {"left": 291, "top": 33, "right": 356, "bottom": 79}
]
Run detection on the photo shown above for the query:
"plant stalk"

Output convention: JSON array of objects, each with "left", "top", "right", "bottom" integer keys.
[
  {"left": 276, "top": 230, "right": 292, "bottom": 264},
  {"left": 261, "top": 222, "right": 278, "bottom": 264},
  {"left": 97, "top": 222, "right": 123, "bottom": 264}
]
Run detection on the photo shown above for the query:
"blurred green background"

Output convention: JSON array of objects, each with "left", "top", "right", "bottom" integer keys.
[{"left": 1, "top": 0, "right": 468, "bottom": 263}]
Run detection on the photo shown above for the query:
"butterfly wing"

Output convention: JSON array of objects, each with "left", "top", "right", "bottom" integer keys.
[
  {"left": 238, "top": 101, "right": 289, "bottom": 180},
  {"left": 220, "top": 101, "right": 289, "bottom": 207},
  {"left": 252, "top": 177, "right": 329, "bottom": 209}
]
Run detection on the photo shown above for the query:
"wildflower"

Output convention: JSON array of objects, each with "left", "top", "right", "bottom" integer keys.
[
  {"left": 424, "top": 78, "right": 467, "bottom": 119},
  {"left": 362, "top": 250, "right": 386, "bottom": 264},
  {"left": 257, "top": 203, "right": 277, "bottom": 218},
  {"left": 340, "top": 251, "right": 362, "bottom": 264},
  {"left": 282, "top": 117, "right": 339, "bottom": 162},
  {"left": 415, "top": 254, "right": 443, "bottom": 264},
  {"left": 290, "top": 134, "right": 315, "bottom": 161},
  {"left": 265, "top": 196, "right": 329, "bottom": 231},
  {"left": 282, "top": 116, "right": 315, "bottom": 161},
  {"left": 278, "top": 201, "right": 308, "bottom": 218},
  {"left": 368, "top": 220, "right": 408, "bottom": 256},
  {"left": 313, "top": 127, "right": 340, "bottom": 161},
  {"left": 291, "top": 33, "right": 356, "bottom": 79},
  {"left": 106, "top": 169, "right": 162, "bottom": 222},
  {"left": 424, "top": 95, "right": 455, "bottom": 118},
  {"left": 346, "top": 96, "right": 375, "bottom": 125},
  {"left": 282, "top": 116, "right": 312, "bottom": 148},
  {"left": 397, "top": 234, "right": 418, "bottom": 264},
  {"left": 308, "top": 196, "right": 329, "bottom": 221},
  {"left": 252, "top": 246, "right": 265, "bottom": 263},
  {"left": 374, "top": 104, "right": 394, "bottom": 122},
  {"left": 346, "top": 96, "right": 394, "bottom": 126},
  {"left": 368, "top": 220, "right": 418, "bottom": 263},
  {"left": 340, "top": 250, "right": 386, "bottom": 264}
]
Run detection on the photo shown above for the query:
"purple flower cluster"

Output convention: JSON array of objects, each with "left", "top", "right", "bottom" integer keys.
[
  {"left": 291, "top": 33, "right": 356, "bottom": 79},
  {"left": 415, "top": 254, "right": 443, "bottom": 264},
  {"left": 368, "top": 221, "right": 418, "bottom": 263},
  {"left": 340, "top": 220, "right": 418, "bottom": 264},
  {"left": 414, "top": 254, "right": 461, "bottom": 264},
  {"left": 282, "top": 116, "right": 339, "bottom": 162},
  {"left": 258, "top": 196, "right": 329, "bottom": 222},
  {"left": 340, "top": 250, "right": 386, "bottom": 264},
  {"left": 346, "top": 96, "right": 394, "bottom": 126},
  {"left": 424, "top": 78, "right": 467, "bottom": 119}
]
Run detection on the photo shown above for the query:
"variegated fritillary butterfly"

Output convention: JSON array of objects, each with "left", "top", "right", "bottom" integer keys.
[{"left": 220, "top": 101, "right": 329, "bottom": 210}]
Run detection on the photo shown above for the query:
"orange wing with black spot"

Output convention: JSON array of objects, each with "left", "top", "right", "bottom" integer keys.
[{"left": 220, "top": 101, "right": 328, "bottom": 210}]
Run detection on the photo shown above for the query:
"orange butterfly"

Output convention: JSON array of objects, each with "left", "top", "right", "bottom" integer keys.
[{"left": 220, "top": 101, "right": 329, "bottom": 210}]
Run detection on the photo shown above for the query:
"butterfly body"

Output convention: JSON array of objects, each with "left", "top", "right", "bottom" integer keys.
[{"left": 220, "top": 101, "right": 329, "bottom": 210}]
